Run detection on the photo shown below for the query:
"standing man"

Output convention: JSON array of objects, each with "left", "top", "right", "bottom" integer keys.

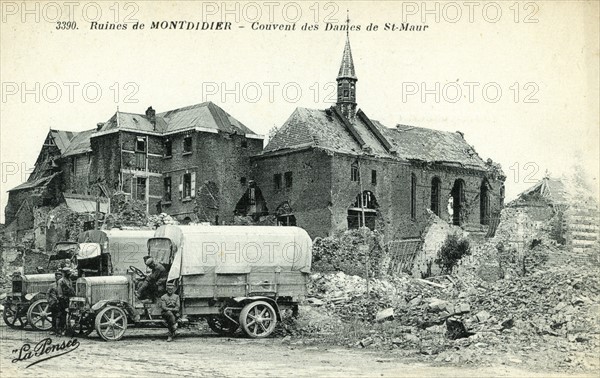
[
  {"left": 47, "top": 270, "right": 63, "bottom": 335},
  {"left": 160, "top": 282, "right": 180, "bottom": 342},
  {"left": 57, "top": 267, "right": 75, "bottom": 335},
  {"left": 136, "top": 258, "right": 167, "bottom": 300}
]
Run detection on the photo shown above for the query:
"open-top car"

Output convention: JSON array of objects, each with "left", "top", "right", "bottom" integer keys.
[
  {"left": 3, "top": 241, "right": 78, "bottom": 330},
  {"left": 68, "top": 225, "right": 312, "bottom": 341},
  {"left": 23, "top": 229, "right": 155, "bottom": 331}
]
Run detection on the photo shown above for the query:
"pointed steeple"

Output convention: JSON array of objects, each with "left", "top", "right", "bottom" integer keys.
[
  {"left": 336, "top": 10, "right": 358, "bottom": 120},
  {"left": 337, "top": 32, "right": 357, "bottom": 80}
]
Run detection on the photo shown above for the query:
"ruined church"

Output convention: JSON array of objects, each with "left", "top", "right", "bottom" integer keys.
[{"left": 5, "top": 32, "right": 506, "bottom": 244}]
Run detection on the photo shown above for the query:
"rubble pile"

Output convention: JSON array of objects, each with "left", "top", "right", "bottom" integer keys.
[
  {"left": 298, "top": 263, "right": 599, "bottom": 370},
  {"left": 108, "top": 192, "right": 148, "bottom": 227},
  {"left": 467, "top": 265, "right": 599, "bottom": 340},
  {"left": 312, "top": 229, "right": 386, "bottom": 278},
  {"left": 147, "top": 213, "right": 178, "bottom": 229}
]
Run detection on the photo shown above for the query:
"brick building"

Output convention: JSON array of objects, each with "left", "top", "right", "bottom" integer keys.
[
  {"left": 250, "top": 33, "right": 506, "bottom": 239},
  {"left": 4, "top": 33, "right": 505, "bottom": 243}
]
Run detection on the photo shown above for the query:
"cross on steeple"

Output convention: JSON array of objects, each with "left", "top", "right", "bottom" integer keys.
[
  {"left": 336, "top": 9, "right": 357, "bottom": 119},
  {"left": 346, "top": 9, "right": 350, "bottom": 36}
]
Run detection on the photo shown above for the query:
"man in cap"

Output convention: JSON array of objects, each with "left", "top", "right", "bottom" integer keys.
[
  {"left": 135, "top": 257, "right": 167, "bottom": 300},
  {"left": 57, "top": 267, "right": 76, "bottom": 335},
  {"left": 47, "top": 270, "right": 63, "bottom": 335},
  {"left": 160, "top": 282, "right": 180, "bottom": 342}
]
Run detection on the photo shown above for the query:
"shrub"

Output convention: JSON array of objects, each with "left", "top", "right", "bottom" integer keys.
[{"left": 435, "top": 234, "right": 471, "bottom": 274}]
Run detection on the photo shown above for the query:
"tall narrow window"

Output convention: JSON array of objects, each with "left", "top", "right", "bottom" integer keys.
[
  {"left": 71, "top": 157, "right": 76, "bottom": 174},
  {"left": 411, "top": 173, "right": 417, "bottom": 220},
  {"left": 284, "top": 171, "right": 293, "bottom": 188},
  {"left": 164, "top": 139, "right": 172, "bottom": 157},
  {"left": 451, "top": 179, "right": 465, "bottom": 226},
  {"left": 274, "top": 174, "right": 282, "bottom": 190},
  {"left": 183, "top": 173, "right": 192, "bottom": 198},
  {"left": 351, "top": 163, "right": 359, "bottom": 181},
  {"left": 431, "top": 177, "right": 441, "bottom": 216},
  {"left": 136, "top": 177, "right": 146, "bottom": 201},
  {"left": 183, "top": 136, "right": 193, "bottom": 154},
  {"left": 480, "top": 179, "right": 490, "bottom": 225},
  {"left": 163, "top": 177, "right": 172, "bottom": 202},
  {"left": 135, "top": 136, "right": 147, "bottom": 170},
  {"left": 371, "top": 170, "right": 377, "bottom": 185}
]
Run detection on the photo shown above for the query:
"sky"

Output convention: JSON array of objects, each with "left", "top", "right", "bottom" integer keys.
[{"left": 1, "top": 0, "right": 599, "bottom": 224}]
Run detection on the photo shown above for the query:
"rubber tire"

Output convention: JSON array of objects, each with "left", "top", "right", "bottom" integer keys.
[
  {"left": 95, "top": 306, "right": 128, "bottom": 341},
  {"left": 27, "top": 299, "right": 53, "bottom": 331},
  {"left": 3, "top": 306, "right": 28, "bottom": 329},
  {"left": 239, "top": 301, "right": 277, "bottom": 339}
]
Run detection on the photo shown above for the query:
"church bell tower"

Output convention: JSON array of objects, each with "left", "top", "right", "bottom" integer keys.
[{"left": 336, "top": 13, "right": 357, "bottom": 120}]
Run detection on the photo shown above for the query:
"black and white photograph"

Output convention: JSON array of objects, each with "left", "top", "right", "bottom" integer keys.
[{"left": 0, "top": 1, "right": 598, "bottom": 377}]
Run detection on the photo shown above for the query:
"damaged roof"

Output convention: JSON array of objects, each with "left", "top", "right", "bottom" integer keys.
[
  {"left": 512, "top": 177, "right": 568, "bottom": 205},
  {"left": 96, "top": 102, "right": 257, "bottom": 136},
  {"left": 264, "top": 108, "right": 391, "bottom": 158},
  {"left": 384, "top": 124, "right": 487, "bottom": 169},
  {"left": 62, "top": 129, "right": 96, "bottom": 157},
  {"left": 8, "top": 172, "right": 60, "bottom": 192},
  {"left": 263, "top": 106, "right": 488, "bottom": 170},
  {"left": 49, "top": 129, "right": 77, "bottom": 154}
]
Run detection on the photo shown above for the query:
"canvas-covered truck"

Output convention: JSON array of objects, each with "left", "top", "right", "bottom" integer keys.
[
  {"left": 23, "top": 229, "right": 155, "bottom": 332},
  {"left": 3, "top": 241, "right": 78, "bottom": 329},
  {"left": 67, "top": 225, "right": 312, "bottom": 340},
  {"left": 77, "top": 229, "right": 156, "bottom": 276}
]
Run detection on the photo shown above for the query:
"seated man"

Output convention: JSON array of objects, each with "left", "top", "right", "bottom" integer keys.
[
  {"left": 135, "top": 258, "right": 167, "bottom": 300},
  {"left": 160, "top": 282, "right": 180, "bottom": 342}
]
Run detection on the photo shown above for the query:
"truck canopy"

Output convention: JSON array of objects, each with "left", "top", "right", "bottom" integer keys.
[
  {"left": 150, "top": 225, "right": 312, "bottom": 282},
  {"left": 104, "top": 229, "right": 156, "bottom": 274},
  {"left": 50, "top": 242, "right": 78, "bottom": 261}
]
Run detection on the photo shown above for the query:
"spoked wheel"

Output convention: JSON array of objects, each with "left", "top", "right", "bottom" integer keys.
[
  {"left": 207, "top": 315, "right": 239, "bottom": 336},
  {"left": 3, "top": 306, "right": 28, "bottom": 329},
  {"left": 27, "top": 299, "right": 53, "bottom": 331},
  {"left": 239, "top": 301, "right": 277, "bottom": 338},
  {"left": 67, "top": 313, "right": 94, "bottom": 337},
  {"left": 95, "top": 306, "right": 128, "bottom": 341}
]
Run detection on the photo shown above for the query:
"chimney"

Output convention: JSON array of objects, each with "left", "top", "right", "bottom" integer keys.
[
  {"left": 146, "top": 106, "right": 156, "bottom": 129},
  {"left": 96, "top": 122, "right": 104, "bottom": 131}
]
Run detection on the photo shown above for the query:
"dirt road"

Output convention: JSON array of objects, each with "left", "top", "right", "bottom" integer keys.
[{"left": 0, "top": 325, "right": 595, "bottom": 378}]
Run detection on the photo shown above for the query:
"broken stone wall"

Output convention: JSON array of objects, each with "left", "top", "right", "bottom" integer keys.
[
  {"left": 412, "top": 211, "right": 466, "bottom": 278},
  {"left": 61, "top": 153, "right": 92, "bottom": 195},
  {"left": 90, "top": 132, "right": 122, "bottom": 197},
  {"left": 252, "top": 149, "right": 333, "bottom": 238},
  {"left": 162, "top": 132, "right": 262, "bottom": 224},
  {"left": 329, "top": 155, "right": 505, "bottom": 242}
]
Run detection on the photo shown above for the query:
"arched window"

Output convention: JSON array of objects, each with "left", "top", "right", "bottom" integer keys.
[
  {"left": 450, "top": 179, "right": 465, "bottom": 226},
  {"left": 480, "top": 179, "right": 490, "bottom": 225},
  {"left": 411, "top": 174, "right": 417, "bottom": 220},
  {"left": 431, "top": 177, "right": 441, "bottom": 216}
]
